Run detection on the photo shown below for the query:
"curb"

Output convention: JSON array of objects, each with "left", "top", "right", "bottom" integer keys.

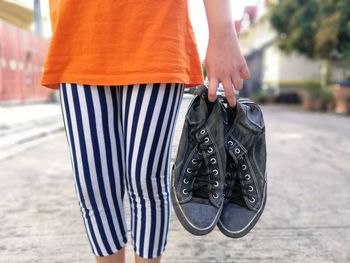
[{"left": 0, "top": 122, "right": 64, "bottom": 161}]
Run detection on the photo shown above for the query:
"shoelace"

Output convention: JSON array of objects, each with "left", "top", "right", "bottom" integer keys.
[
  {"left": 185, "top": 135, "right": 220, "bottom": 199},
  {"left": 227, "top": 180, "right": 251, "bottom": 207},
  {"left": 224, "top": 156, "right": 255, "bottom": 206}
]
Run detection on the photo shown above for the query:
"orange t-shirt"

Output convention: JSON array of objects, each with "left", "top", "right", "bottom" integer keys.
[{"left": 40, "top": 0, "right": 204, "bottom": 90}]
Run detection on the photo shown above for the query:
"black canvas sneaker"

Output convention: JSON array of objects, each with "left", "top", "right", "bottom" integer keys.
[
  {"left": 218, "top": 97, "right": 267, "bottom": 238},
  {"left": 171, "top": 88, "right": 226, "bottom": 235}
]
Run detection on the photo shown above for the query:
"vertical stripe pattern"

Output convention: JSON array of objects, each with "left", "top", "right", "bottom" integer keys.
[{"left": 59, "top": 82, "right": 184, "bottom": 258}]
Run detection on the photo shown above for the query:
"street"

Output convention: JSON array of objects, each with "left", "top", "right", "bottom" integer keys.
[{"left": 0, "top": 94, "right": 349, "bottom": 263}]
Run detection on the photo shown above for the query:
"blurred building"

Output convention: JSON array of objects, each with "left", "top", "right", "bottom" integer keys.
[
  {"left": 0, "top": 0, "right": 51, "bottom": 37},
  {"left": 0, "top": 0, "right": 53, "bottom": 103},
  {"left": 237, "top": 0, "right": 342, "bottom": 97}
]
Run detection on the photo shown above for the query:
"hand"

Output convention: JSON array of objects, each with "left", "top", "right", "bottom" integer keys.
[{"left": 204, "top": 29, "right": 250, "bottom": 108}]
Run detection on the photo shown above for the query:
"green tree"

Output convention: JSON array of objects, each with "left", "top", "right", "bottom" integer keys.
[
  {"left": 202, "top": 63, "right": 207, "bottom": 81},
  {"left": 269, "top": 0, "right": 350, "bottom": 86}
]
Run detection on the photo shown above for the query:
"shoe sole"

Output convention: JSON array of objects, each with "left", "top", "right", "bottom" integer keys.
[{"left": 217, "top": 180, "right": 267, "bottom": 238}]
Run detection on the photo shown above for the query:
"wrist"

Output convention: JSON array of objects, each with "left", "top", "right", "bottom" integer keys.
[
  {"left": 209, "top": 26, "right": 238, "bottom": 44},
  {"left": 208, "top": 20, "right": 236, "bottom": 39}
]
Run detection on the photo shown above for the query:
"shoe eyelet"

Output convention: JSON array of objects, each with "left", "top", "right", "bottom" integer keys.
[
  {"left": 239, "top": 157, "right": 244, "bottom": 161},
  {"left": 248, "top": 186, "right": 254, "bottom": 192},
  {"left": 186, "top": 168, "right": 193, "bottom": 173},
  {"left": 249, "top": 197, "right": 255, "bottom": 203},
  {"left": 182, "top": 189, "right": 189, "bottom": 195},
  {"left": 183, "top": 178, "right": 189, "bottom": 184},
  {"left": 210, "top": 158, "right": 216, "bottom": 164},
  {"left": 225, "top": 172, "right": 230, "bottom": 178},
  {"left": 200, "top": 129, "right": 206, "bottom": 134},
  {"left": 192, "top": 159, "right": 197, "bottom": 164},
  {"left": 204, "top": 137, "right": 209, "bottom": 143},
  {"left": 235, "top": 148, "right": 241, "bottom": 154},
  {"left": 213, "top": 169, "right": 218, "bottom": 175},
  {"left": 212, "top": 193, "right": 219, "bottom": 199},
  {"left": 245, "top": 174, "right": 251, "bottom": 180},
  {"left": 214, "top": 181, "right": 219, "bottom": 187},
  {"left": 228, "top": 141, "right": 233, "bottom": 146},
  {"left": 242, "top": 164, "right": 247, "bottom": 170},
  {"left": 229, "top": 163, "right": 234, "bottom": 169},
  {"left": 207, "top": 147, "right": 213, "bottom": 153}
]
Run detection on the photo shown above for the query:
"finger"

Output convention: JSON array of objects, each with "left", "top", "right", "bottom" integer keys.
[
  {"left": 232, "top": 76, "right": 243, "bottom": 91},
  {"left": 208, "top": 78, "right": 219, "bottom": 103},
  {"left": 222, "top": 79, "right": 236, "bottom": 108},
  {"left": 240, "top": 63, "right": 251, "bottom": 80}
]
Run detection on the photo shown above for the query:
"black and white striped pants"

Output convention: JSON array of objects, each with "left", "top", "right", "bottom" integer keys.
[{"left": 59, "top": 83, "right": 184, "bottom": 259}]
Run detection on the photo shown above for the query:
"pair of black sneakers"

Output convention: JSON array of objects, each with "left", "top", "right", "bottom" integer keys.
[{"left": 170, "top": 87, "right": 267, "bottom": 238}]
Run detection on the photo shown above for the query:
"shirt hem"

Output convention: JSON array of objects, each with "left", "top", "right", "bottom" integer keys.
[{"left": 40, "top": 72, "right": 204, "bottom": 90}]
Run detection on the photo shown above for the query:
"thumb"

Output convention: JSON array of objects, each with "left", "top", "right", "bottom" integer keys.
[{"left": 208, "top": 78, "right": 219, "bottom": 103}]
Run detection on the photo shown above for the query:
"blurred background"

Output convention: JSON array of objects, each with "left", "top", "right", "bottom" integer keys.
[
  {"left": 1, "top": 0, "right": 350, "bottom": 111},
  {"left": 0, "top": 0, "right": 349, "bottom": 262}
]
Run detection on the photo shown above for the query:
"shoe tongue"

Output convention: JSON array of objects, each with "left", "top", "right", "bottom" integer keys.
[
  {"left": 192, "top": 166, "right": 210, "bottom": 199},
  {"left": 226, "top": 105, "right": 237, "bottom": 128},
  {"left": 205, "top": 97, "right": 215, "bottom": 115},
  {"left": 225, "top": 107, "right": 237, "bottom": 137},
  {"left": 230, "top": 191, "right": 247, "bottom": 207},
  {"left": 193, "top": 190, "right": 209, "bottom": 199},
  {"left": 186, "top": 94, "right": 208, "bottom": 128},
  {"left": 227, "top": 180, "right": 247, "bottom": 208},
  {"left": 224, "top": 169, "right": 247, "bottom": 207}
]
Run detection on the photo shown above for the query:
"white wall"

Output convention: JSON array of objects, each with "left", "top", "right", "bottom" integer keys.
[
  {"left": 262, "top": 44, "right": 280, "bottom": 85},
  {"left": 239, "top": 10, "right": 346, "bottom": 90},
  {"left": 239, "top": 17, "right": 277, "bottom": 56},
  {"left": 279, "top": 52, "right": 321, "bottom": 82}
]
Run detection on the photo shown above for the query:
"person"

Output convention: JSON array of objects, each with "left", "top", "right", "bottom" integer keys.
[{"left": 40, "top": 0, "right": 250, "bottom": 262}]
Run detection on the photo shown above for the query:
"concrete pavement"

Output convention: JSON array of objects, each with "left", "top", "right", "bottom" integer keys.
[
  {"left": 0, "top": 95, "right": 349, "bottom": 262},
  {"left": 0, "top": 102, "right": 64, "bottom": 160}
]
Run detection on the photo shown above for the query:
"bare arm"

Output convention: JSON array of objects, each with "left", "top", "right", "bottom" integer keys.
[{"left": 203, "top": 0, "right": 250, "bottom": 107}]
